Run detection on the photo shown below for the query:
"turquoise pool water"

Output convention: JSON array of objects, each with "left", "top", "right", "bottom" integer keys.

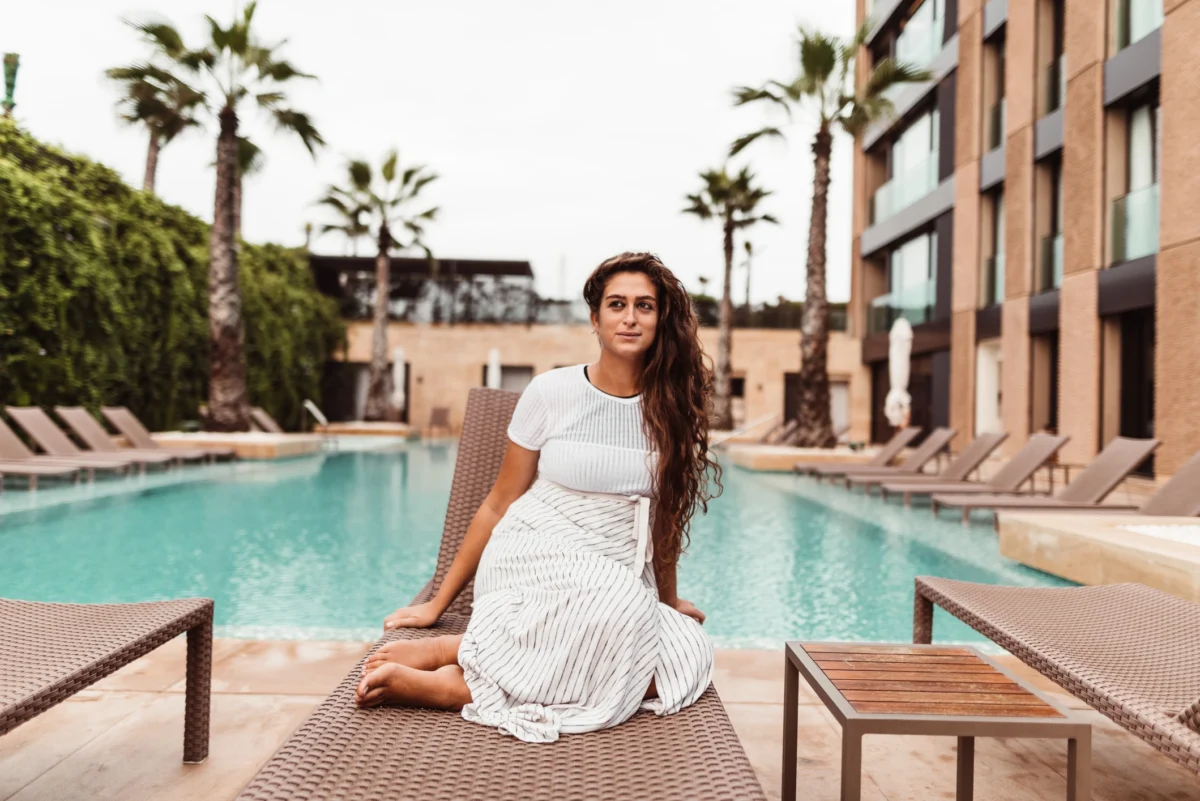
[{"left": 0, "top": 445, "right": 1069, "bottom": 646}]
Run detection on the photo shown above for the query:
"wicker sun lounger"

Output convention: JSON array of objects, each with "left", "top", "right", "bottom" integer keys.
[
  {"left": 0, "top": 415, "right": 124, "bottom": 480},
  {"left": 879, "top": 433, "right": 1070, "bottom": 505},
  {"left": 6, "top": 407, "right": 153, "bottom": 474},
  {"left": 101, "top": 406, "right": 234, "bottom": 463},
  {"left": 0, "top": 460, "right": 81, "bottom": 490},
  {"left": 249, "top": 407, "right": 285, "bottom": 434},
  {"left": 234, "top": 387, "right": 766, "bottom": 801},
  {"left": 913, "top": 576, "right": 1200, "bottom": 774},
  {"left": 793, "top": 426, "right": 922, "bottom": 475},
  {"left": 0, "top": 597, "right": 213, "bottom": 763},
  {"left": 54, "top": 407, "right": 198, "bottom": 466},
  {"left": 817, "top": 427, "right": 957, "bottom": 486},
  {"left": 931, "top": 436, "right": 1160, "bottom": 525},
  {"left": 845, "top": 431, "right": 1007, "bottom": 494}
]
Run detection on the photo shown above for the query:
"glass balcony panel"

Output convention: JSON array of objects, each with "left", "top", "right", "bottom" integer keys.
[
  {"left": 895, "top": 2, "right": 945, "bottom": 69},
  {"left": 868, "top": 281, "right": 936, "bottom": 335},
  {"left": 1117, "top": 0, "right": 1164, "bottom": 49},
  {"left": 1038, "top": 233, "right": 1063, "bottom": 292},
  {"left": 870, "top": 154, "right": 940, "bottom": 224},
  {"left": 1110, "top": 183, "right": 1160, "bottom": 264}
]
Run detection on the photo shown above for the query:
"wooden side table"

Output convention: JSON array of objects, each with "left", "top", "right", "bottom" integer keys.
[{"left": 783, "top": 642, "right": 1091, "bottom": 801}]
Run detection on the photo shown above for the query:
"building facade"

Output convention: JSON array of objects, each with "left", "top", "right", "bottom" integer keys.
[{"left": 852, "top": 0, "right": 1197, "bottom": 477}]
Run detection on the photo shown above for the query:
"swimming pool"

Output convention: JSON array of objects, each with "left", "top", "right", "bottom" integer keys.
[{"left": 0, "top": 444, "right": 1069, "bottom": 646}]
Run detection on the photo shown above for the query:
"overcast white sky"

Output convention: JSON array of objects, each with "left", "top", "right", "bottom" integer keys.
[{"left": 6, "top": 1, "right": 854, "bottom": 304}]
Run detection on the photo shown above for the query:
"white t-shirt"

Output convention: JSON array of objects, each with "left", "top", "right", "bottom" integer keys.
[{"left": 507, "top": 365, "right": 655, "bottom": 497}]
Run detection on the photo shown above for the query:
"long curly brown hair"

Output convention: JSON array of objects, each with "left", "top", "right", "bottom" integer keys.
[{"left": 583, "top": 252, "right": 722, "bottom": 575}]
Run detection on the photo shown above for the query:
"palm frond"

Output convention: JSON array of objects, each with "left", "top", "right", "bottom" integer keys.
[
  {"left": 236, "top": 136, "right": 265, "bottom": 176},
  {"left": 205, "top": 15, "right": 230, "bottom": 51},
  {"left": 729, "top": 127, "right": 785, "bottom": 157},
  {"left": 409, "top": 173, "right": 437, "bottom": 196},
  {"left": 381, "top": 149, "right": 399, "bottom": 184},
  {"left": 255, "top": 91, "right": 285, "bottom": 108},
  {"left": 798, "top": 28, "right": 840, "bottom": 88},
  {"left": 128, "top": 19, "right": 188, "bottom": 58},
  {"left": 271, "top": 108, "right": 324, "bottom": 155},
  {"left": 348, "top": 160, "right": 373, "bottom": 193}
]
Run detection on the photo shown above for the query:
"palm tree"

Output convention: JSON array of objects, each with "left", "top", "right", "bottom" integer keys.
[
  {"left": 233, "top": 136, "right": 264, "bottom": 240},
  {"left": 106, "top": 56, "right": 204, "bottom": 193},
  {"left": 129, "top": 3, "right": 324, "bottom": 430},
  {"left": 684, "top": 166, "right": 777, "bottom": 430},
  {"left": 732, "top": 24, "right": 928, "bottom": 446},
  {"left": 318, "top": 150, "right": 438, "bottom": 421}
]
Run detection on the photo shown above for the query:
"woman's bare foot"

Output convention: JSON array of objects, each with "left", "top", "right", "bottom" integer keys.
[
  {"left": 360, "top": 635, "right": 461, "bottom": 676},
  {"left": 355, "top": 663, "right": 472, "bottom": 710}
]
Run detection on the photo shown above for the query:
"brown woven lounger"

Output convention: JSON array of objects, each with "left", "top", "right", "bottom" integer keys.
[
  {"left": 793, "top": 425, "right": 922, "bottom": 474},
  {"left": 0, "top": 597, "right": 213, "bottom": 763},
  {"left": 234, "top": 388, "right": 766, "bottom": 801},
  {"left": 54, "top": 407, "right": 197, "bottom": 466},
  {"left": 0, "top": 415, "right": 123, "bottom": 480},
  {"left": 879, "top": 433, "right": 1070, "bottom": 505},
  {"left": 931, "top": 436, "right": 1160, "bottom": 525},
  {"left": 0, "top": 460, "right": 81, "bottom": 490},
  {"left": 845, "top": 431, "right": 1007, "bottom": 494},
  {"left": 914, "top": 576, "right": 1200, "bottom": 774},
  {"left": 6, "top": 407, "right": 154, "bottom": 474},
  {"left": 249, "top": 407, "right": 285, "bottom": 434},
  {"left": 102, "top": 406, "right": 234, "bottom": 463},
  {"left": 816, "top": 427, "right": 957, "bottom": 486}
]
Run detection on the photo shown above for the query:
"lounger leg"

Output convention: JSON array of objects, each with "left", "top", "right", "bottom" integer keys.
[
  {"left": 956, "top": 736, "right": 974, "bottom": 801},
  {"left": 931, "top": 499, "right": 940, "bottom": 517},
  {"left": 840, "top": 727, "right": 862, "bottom": 801},
  {"left": 782, "top": 654, "right": 799, "bottom": 801},
  {"left": 880, "top": 488, "right": 889, "bottom": 501},
  {"left": 1067, "top": 730, "right": 1091, "bottom": 801},
  {"left": 182, "top": 610, "right": 214, "bottom": 763},
  {"left": 913, "top": 590, "right": 934, "bottom": 644},
  {"left": 962, "top": 507, "right": 970, "bottom": 526},
  {"left": 30, "top": 475, "right": 36, "bottom": 491}
]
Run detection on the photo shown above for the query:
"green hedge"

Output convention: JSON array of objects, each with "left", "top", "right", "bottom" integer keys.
[{"left": 0, "top": 120, "right": 343, "bottom": 431}]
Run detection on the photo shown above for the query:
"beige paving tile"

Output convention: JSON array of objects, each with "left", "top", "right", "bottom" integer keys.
[
  {"left": 7, "top": 692, "right": 320, "bottom": 801},
  {"left": 725, "top": 702, "right": 888, "bottom": 801},
  {"left": 165, "top": 639, "right": 370, "bottom": 696},
  {"left": 714, "top": 649, "right": 820, "bottom": 706},
  {"left": 1012, "top": 711, "right": 1200, "bottom": 801},
  {"left": 0, "top": 692, "right": 148, "bottom": 801},
  {"left": 92, "top": 638, "right": 242, "bottom": 693}
]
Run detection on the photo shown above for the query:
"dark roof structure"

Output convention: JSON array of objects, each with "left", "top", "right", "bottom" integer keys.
[{"left": 309, "top": 255, "right": 533, "bottom": 279}]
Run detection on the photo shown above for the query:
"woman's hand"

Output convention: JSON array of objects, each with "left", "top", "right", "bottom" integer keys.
[
  {"left": 383, "top": 601, "right": 442, "bottom": 630},
  {"left": 673, "top": 598, "right": 706, "bottom": 625}
]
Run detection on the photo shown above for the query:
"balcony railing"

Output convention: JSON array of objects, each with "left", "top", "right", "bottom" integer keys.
[
  {"left": 870, "top": 154, "right": 940, "bottom": 224},
  {"left": 895, "top": 8, "right": 946, "bottom": 70},
  {"left": 868, "top": 281, "right": 936, "bottom": 335},
  {"left": 986, "top": 99, "right": 1006, "bottom": 151},
  {"left": 982, "top": 253, "right": 1005, "bottom": 307},
  {"left": 1042, "top": 55, "right": 1065, "bottom": 116},
  {"left": 1111, "top": 183, "right": 1160, "bottom": 265},
  {"left": 1117, "top": 0, "right": 1163, "bottom": 50},
  {"left": 1038, "top": 233, "right": 1064, "bottom": 292}
]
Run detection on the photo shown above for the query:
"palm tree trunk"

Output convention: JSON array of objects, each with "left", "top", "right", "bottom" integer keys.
[
  {"left": 232, "top": 167, "right": 243, "bottom": 241},
  {"left": 363, "top": 222, "right": 391, "bottom": 421},
  {"left": 712, "top": 218, "right": 735, "bottom": 430},
  {"left": 143, "top": 129, "right": 160, "bottom": 193},
  {"left": 206, "top": 106, "right": 250, "bottom": 431},
  {"left": 794, "top": 124, "right": 836, "bottom": 448}
]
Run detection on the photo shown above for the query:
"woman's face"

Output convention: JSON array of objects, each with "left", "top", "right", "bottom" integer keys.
[{"left": 591, "top": 271, "right": 659, "bottom": 361}]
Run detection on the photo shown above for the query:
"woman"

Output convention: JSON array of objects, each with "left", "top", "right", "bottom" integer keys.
[{"left": 355, "top": 251, "right": 721, "bottom": 743}]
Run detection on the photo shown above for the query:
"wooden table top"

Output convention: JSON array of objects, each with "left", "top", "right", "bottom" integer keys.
[{"left": 797, "top": 642, "right": 1065, "bottom": 719}]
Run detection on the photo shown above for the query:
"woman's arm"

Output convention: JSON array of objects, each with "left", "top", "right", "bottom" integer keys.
[
  {"left": 384, "top": 442, "right": 539, "bottom": 629},
  {"left": 659, "top": 558, "right": 706, "bottom": 624}
]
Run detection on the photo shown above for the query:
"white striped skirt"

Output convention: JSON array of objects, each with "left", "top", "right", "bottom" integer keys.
[{"left": 457, "top": 479, "right": 714, "bottom": 743}]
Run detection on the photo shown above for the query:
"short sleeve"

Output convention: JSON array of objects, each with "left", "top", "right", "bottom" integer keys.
[{"left": 507, "top": 379, "right": 549, "bottom": 450}]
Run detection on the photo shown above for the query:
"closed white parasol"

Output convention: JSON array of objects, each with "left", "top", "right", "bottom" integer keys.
[
  {"left": 486, "top": 348, "right": 502, "bottom": 390},
  {"left": 391, "top": 347, "right": 406, "bottom": 414},
  {"left": 884, "top": 317, "right": 913, "bottom": 428}
]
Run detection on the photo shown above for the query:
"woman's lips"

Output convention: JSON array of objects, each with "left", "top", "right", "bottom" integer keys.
[{"left": 616, "top": 332, "right": 640, "bottom": 338}]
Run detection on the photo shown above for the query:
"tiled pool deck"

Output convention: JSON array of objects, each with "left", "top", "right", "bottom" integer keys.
[{"left": 2, "top": 641, "right": 1199, "bottom": 800}]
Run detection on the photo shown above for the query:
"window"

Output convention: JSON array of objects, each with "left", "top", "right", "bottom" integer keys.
[
  {"left": 975, "top": 341, "right": 1003, "bottom": 435},
  {"left": 480, "top": 365, "right": 534, "bottom": 393},
  {"left": 982, "top": 191, "right": 1005, "bottom": 307},
  {"left": 871, "top": 108, "right": 941, "bottom": 223},
  {"left": 1116, "top": 0, "right": 1163, "bottom": 51},
  {"left": 896, "top": 0, "right": 946, "bottom": 69},
  {"left": 870, "top": 230, "right": 938, "bottom": 333},
  {"left": 986, "top": 38, "right": 1006, "bottom": 151},
  {"left": 1042, "top": 1, "right": 1066, "bottom": 114},
  {"left": 1112, "top": 101, "right": 1160, "bottom": 264},
  {"left": 1039, "top": 160, "right": 1064, "bottom": 292}
]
